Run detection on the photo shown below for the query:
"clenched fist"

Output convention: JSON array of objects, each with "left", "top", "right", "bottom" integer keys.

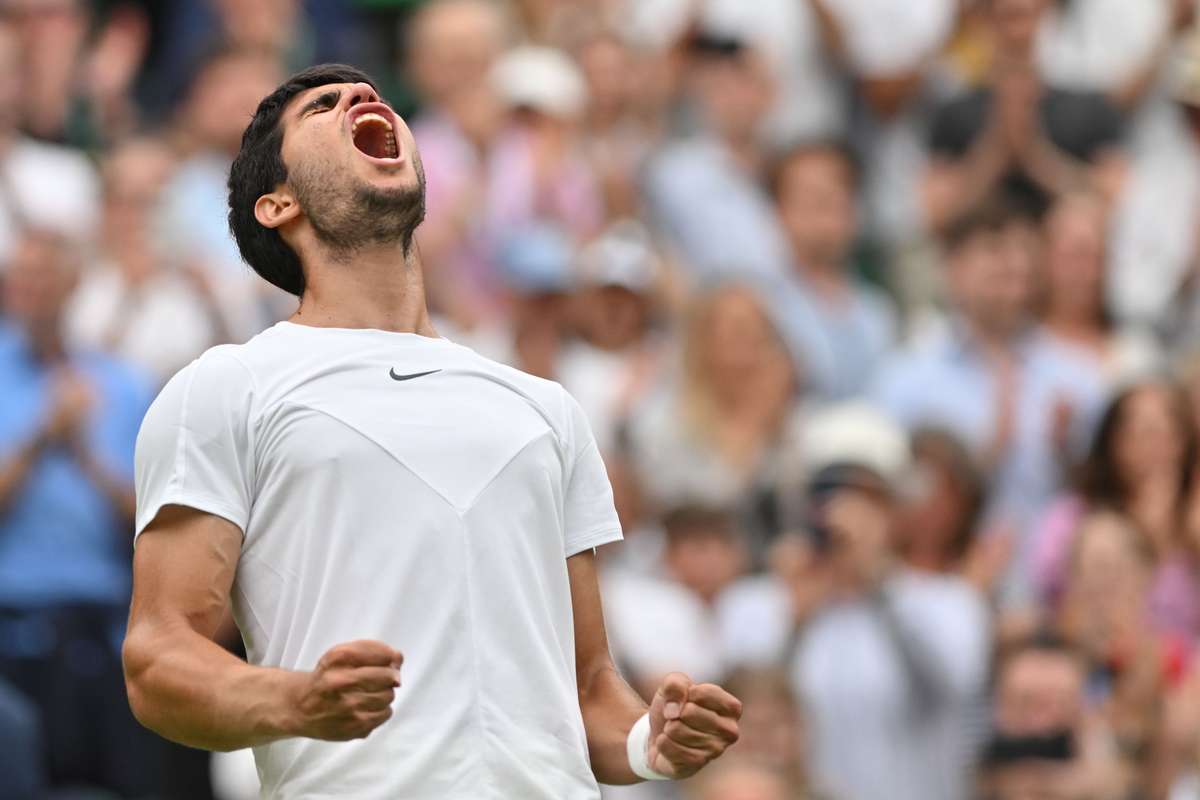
[
  {"left": 289, "top": 639, "right": 403, "bottom": 741},
  {"left": 647, "top": 673, "right": 741, "bottom": 779}
]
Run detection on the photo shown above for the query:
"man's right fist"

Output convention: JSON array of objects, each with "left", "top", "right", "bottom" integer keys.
[{"left": 289, "top": 639, "right": 403, "bottom": 741}]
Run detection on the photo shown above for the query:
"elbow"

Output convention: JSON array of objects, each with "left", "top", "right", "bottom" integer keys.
[{"left": 122, "top": 628, "right": 160, "bottom": 734}]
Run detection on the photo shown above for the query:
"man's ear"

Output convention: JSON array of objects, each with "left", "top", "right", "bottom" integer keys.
[{"left": 254, "top": 187, "right": 301, "bottom": 230}]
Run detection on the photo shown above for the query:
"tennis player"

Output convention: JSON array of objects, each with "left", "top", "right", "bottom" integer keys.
[{"left": 122, "top": 64, "right": 741, "bottom": 798}]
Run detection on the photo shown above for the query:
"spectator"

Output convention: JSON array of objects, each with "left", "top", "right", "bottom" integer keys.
[
  {"left": 716, "top": 667, "right": 811, "bottom": 793},
  {"left": 1056, "top": 510, "right": 1188, "bottom": 796},
  {"left": 628, "top": 283, "right": 805, "bottom": 553},
  {"left": 0, "top": 16, "right": 100, "bottom": 266},
  {"left": 6, "top": 0, "right": 149, "bottom": 147},
  {"left": 408, "top": 0, "right": 509, "bottom": 327},
  {"left": 1048, "top": 0, "right": 1198, "bottom": 334},
  {"left": 0, "top": 230, "right": 158, "bottom": 795},
  {"left": 767, "top": 141, "right": 897, "bottom": 400},
  {"left": 157, "top": 46, "right": 285, "bottom": 343},
  {"left": 601, "top": 506, "right": 747, "bottom": 701},
  {"left": 559, "top": 221, "right": 665, "bottom": 455},
  {"left": 576, "top": 28, "right": 663, "bottom": 219},
  {"left": 982, "top": 635, "right": 1128, "bottom": 799},
  {"left": 1040, "top": 191, "right": 1161, "bottom": 386},
  {"left": 786, "top": 404, "right": 991, "bottom": 800},
  {"left": 873, "top": 202, "right": 1107, "bottom": 583},
  {"left": 687, "top": 0, "right": 845, "bottom": 143},
  {"left": 898, "top": 427, "right": 1014, "bottom": 596},
  {"left": 461, "top": 222, "right": 576, "bottom": 380},
  {"left": 643, "top": 32, "right": 790, "bottom": 281},
  {"left": 821, "top": 0, "right": 958, "bottom": 247},
  {"left": 487, "top": 45, "right": 604, "bottom": 241},
  {"left": 923, "top": 0, "right": 1126, "bottom": 230},
  {"left": 420, "top": 43, "right": 604, "bottom": 324},
  {"left": 1032, "top": 379, "right": 1200, "bottom": 639},
  {"left": 65, "top": 136, "right": 220, "bottom": 384},
  {"left": 683, "top": 759, "right": 795, "bottom": 800}
]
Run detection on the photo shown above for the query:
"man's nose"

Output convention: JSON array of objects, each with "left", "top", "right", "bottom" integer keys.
[{"left": 346, "top": 83, "right": 380, "bottom": 108}]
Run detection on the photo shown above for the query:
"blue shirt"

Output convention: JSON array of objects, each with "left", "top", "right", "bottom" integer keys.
[
  {"left": 872, "top": 324, "right": 1107, "bottom": 538},
  {"left": 771, "top": 271, "right": 897, "bottom": 401},
  {"left": 0, "top": 326, "right": 153, "bottom": 606},
  {"left": 644, "top": 138, "right": 791, "bottom": 281}
]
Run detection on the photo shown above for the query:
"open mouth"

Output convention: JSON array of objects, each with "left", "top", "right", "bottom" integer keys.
[{"left": 351, "top": 111, "right": 400, "bottom": 161}]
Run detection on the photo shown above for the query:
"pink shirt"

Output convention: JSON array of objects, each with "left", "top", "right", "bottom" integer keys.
[{"left": 1032, "top": 495, "right": 1200, "bottom": 638}]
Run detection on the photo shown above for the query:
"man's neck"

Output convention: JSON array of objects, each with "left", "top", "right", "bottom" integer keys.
[
  {"left": 291, "top": 243, "right": 438, "bottom": 336},
  {"left": 793, "top": 253, "right": 846, "bottom": 289},
  {"left": 962, "top": 316, "right": 1022, "bottom": 357}
]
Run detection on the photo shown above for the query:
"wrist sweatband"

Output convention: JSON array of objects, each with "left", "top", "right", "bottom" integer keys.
[{"left": 626, "top": 712, "right": 671, "bottom": 781}]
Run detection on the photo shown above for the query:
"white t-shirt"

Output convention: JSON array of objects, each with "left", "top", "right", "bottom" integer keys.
[{"left": 134, "top": 321, "right": 623, "bottom": 799}]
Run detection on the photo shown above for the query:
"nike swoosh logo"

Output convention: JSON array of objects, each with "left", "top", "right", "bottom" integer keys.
[{"left": 389, "top": 368, "right": 441, "bottom": 382}]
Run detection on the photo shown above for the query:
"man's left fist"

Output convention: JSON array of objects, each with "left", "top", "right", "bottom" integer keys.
[{"left": 647, "top": 672, "right": 742, "bottom": 779}]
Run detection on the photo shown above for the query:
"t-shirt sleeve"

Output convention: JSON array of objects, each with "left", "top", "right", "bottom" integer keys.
[
  {"left": 133, "top": 350, "right": 256, "bottom": 543},
  {"left": 561, "top": 390, "right": 623, "bottom": 557}
]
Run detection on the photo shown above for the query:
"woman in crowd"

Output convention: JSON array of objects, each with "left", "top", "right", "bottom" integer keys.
[
  {"left": 1033, "top": 378, "right": 1200, "bottom": 639},
  {"left": 628, "top": 282, "right": 806, "bottom": 557},
  {"left": 896, "top": 427, "right": 1015, "bottom": 596},
  {"left": 1056, "top": 510, "right": 1195, "bottom": 797},
  {"left": 1039, "top": 192, "right": 1160, "bottom": 385}
]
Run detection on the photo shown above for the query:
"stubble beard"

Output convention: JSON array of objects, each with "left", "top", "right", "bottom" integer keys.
[{"left": 291, "top": 152, "right": 427, "bottom": 260}]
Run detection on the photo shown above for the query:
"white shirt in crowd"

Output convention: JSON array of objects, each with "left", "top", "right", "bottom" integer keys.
[
  {"left": 66, "top": 263, "right": 217, "bottom": 384},
  {"left": 792, "top": 572, "right": 990, "bottom": 800},
  {"left": 134, "top": 322, "right": 623, "bottom": 799}
]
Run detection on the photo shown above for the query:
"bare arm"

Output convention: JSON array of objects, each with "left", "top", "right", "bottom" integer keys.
[
  {"left": 0, "top": 435, "right": 46, "bottom": 514},
  {"left": 923, "top": 127, "right": 1011, "bottom": 233},
  {"left": 569, "top": 550, "right": 741, "bottom": 784},
  {"left": 123, "top": 505, "right": 403, "bottom": 751},
  {"left": 569, "top": 549, "right": 649, "bottom": 784}
]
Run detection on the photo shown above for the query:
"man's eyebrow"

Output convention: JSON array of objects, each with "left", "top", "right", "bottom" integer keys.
[{"left": 297, "top": 89, "right": 342, "bottom": 118}]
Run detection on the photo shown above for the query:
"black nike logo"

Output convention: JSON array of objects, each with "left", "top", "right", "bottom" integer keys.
[{"left": 389, "top": 368, "right": 441, "bottom": 382}]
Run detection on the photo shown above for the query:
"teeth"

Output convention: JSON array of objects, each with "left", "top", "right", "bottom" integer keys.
[{"left": 351, "top": 112, "right": 393, "bottom": 134}]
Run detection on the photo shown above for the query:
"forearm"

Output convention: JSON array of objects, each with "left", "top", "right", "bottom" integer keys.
[
  {"left": 924, "top": 137, "right": 1010, "bottom": 232},
  {"left": 123, "top": 618, "right": 302, "bottom": 751},
  {"left": 1017, "top": 136, "right": 1090, "bottom": 197},
  {"left": 578, "top": 659, "right": 648, "bottom": 785},
  {"left": 0, "top": 437, "right": 43, "bottom": 513}
]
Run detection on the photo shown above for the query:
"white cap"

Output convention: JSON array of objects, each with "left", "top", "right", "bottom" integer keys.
[
  {"left": 491, "top": 46, "right": 587, "bottom": 118},
  {"left": 575, "top": 221, "right": 659, "bottom": 293},
  {"left": 802, "top": 403, "right": 912, "bottom": 490}
]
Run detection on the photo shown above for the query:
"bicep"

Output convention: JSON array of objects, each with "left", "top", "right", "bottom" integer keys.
[
  {"left": 567, "top": 550, "right": 613, "bottom": 678},
  {"left": 130, "top": 505, "right": 243, "bottom": 640}
]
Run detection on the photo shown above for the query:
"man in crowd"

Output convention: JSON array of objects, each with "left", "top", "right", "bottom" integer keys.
[
  {"left": 0, "top": 230, "right": 157, "bottom": 795},
  {"left": 923, "top": 0, "right": 1125, "bottom": 230},
  {"left": 644, "top": 31, "right": 789, "bottom": 282},
  {"left": 0, "top": 18, "right": 99, "bottom": 266},
  {"left": 872, "top": 202, "right": 1106, "bottom": 601},
  {"left": 767, "top": 141, "right": 896, "bottom": 400},
  {"left": 787, "top": 404, "right": 990, "bottom": 800},
  {"left": 979, "top": 636, "right": 1128, "bottom": 799}
]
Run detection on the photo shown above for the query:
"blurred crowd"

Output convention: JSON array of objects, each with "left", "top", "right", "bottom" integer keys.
[{"left": 6, "top": 0, "right": 1200, "bottom": 798}]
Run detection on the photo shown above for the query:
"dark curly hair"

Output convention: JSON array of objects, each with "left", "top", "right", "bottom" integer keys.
[{"left": 227, "top": 64, "right": 380, "bottom": 297}]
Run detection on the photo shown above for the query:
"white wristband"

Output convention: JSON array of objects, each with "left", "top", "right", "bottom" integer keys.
[{"left": 626, "top": 712, "right": 671, "bottom": 781}]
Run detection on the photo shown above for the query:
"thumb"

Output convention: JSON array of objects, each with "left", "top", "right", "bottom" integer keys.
[{"left": 649, "top": 672, "right": 692, "bottom": 736}]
